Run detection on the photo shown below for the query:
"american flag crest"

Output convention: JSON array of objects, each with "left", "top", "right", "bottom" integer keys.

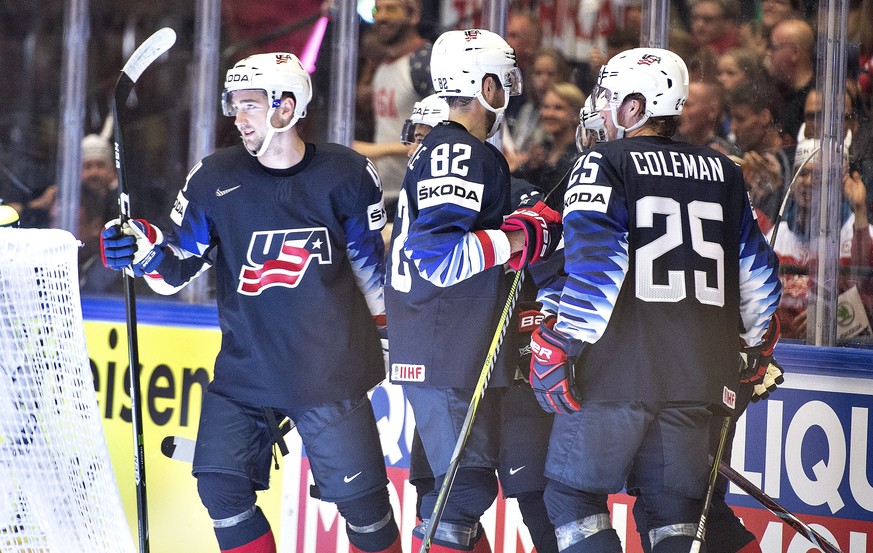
[
  {"left": 275, "top": 54, "right": 293, "bottom": 64},
  {"left": 464, "top": 30, "right": 481, "bottom": 42},
  {"left": 637, "top": 54, "right": 661, "bottom": 66},
  {"left": 238, "top": 227, "right": 332, "bottom": 295}
]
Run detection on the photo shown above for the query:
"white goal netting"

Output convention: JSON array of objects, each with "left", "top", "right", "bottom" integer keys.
[{"left": 0, "top": 228, "right": 134, "bottom": 553}]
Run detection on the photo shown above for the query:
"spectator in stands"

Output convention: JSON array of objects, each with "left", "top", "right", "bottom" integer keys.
[
  {"left": 505, "top": 48, "right": 571, "bottom": 159},
  {"left": 511, "top": 82, "right": 585, "bottom": 211},
  {"left": 716, "top": 47, "right": 770, "bottom": 139},
  {"left": 354, "top": 0, "right": 433, "bottom": 219},
  {"left": 740, "top": 0, "right": 804, "bottom": 55},
  {"left": 767, "top": 17, "right": 816, "bottom": 144},
  {"left": 676, "top": 80, "right": 739, "bottom": 156},
  {"left": 767, "top": 139, "right": 873, "bottom": 340},
  {"left": 10, "top": 133, "right": 117, "bottom": 229},
  {"left": 690, "top": 0, "right": 743, "bottom": 55},
  {"left": 505, "top": 9, "right": 544, "bottom": 131},
  {"left": 78, "top": 187, "right": 122, "bottom": 295},
  {"left": 727, "top": 83, "right": 794, "bottom": 227}
]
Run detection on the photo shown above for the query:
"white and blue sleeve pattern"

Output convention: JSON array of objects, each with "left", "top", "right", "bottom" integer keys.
[
  {"left": 555, "top": 207, "right": 629, "bottom": 344},
  {"left": 404, "top": 185, "right": 510, "bottom": 288},
  {"left": 738, "top": 202, "right": 782, "bottom": 346},
  {"left": 346, "top": 211, "right": 386, "bottom": 317}
]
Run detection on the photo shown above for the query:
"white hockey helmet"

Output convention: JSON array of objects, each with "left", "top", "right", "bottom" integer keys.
[
  {"left": 594, "top": 48, "right": 689, "bottom": 137},
  {"left": 222, "top": 53, "right": 313, "bottom": 156},
  {"left": 400, "top": 94, "right": 450, "bottom": 145},
  {"left": 576, "top": 93, "right": 608, "bottom": 151},
  {"left": 430, "top": 29, "right": 522, "bottom": 137}
]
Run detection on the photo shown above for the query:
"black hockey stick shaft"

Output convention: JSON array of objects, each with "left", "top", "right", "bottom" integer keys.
[
  {"left": 112, "top": 27, "right": 176, "bottom": 553},
  {"left": 419, "top": 269, "right": 524, "bottom": 553},
  {"left": 690, "top": 416, "right": 732, "bottom": 553},
  {"left": 716, "top": 459, "right": 843, "bottom": 553}
]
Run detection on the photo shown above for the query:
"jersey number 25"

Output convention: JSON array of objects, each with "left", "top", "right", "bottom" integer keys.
[{"left": 635, "top": 196, "right": 725, "bottom": 307}]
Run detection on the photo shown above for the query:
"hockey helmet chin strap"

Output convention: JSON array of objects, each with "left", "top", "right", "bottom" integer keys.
[
  {"left": 610, "top": 108, "right": 649, "bottom": 140},
  {"left": 475, "top": 88, "right": 510, "bottom": 139},
  {"left": 250, "top": 105, "right": 300, "bottom": 158}
]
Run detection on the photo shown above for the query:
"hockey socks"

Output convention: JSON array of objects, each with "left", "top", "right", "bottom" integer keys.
[{"left": 214, "top": 506, "right": 275, "bottom": 553}]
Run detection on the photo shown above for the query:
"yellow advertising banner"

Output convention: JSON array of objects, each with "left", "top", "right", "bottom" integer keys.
[{"left": 84, "top": 318, "right": 285, "bottom": 553}]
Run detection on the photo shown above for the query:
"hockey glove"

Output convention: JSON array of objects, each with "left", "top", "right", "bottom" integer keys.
[
  {"left": 751, "top": 359, "right": 785, "bottom": 402},
  {"left": 515, "top": 301, "right": 545, "bottom": 380},
  {"left": 100, "top": 218, "right": 166, "bottom": 277},
  {"left": 500, "top": 201, "right": 562, "bottom": 270},
  {"left": 530, "top": 316, "right": 582, "bottom": 414},
  {"left": 739, "top": 314, "right": 781, "bottom": 386}
]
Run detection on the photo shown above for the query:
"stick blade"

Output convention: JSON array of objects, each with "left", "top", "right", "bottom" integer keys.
[
  {"left": 122, "top": 27, "right": 177, "bottom": 84},
  {"left": 160, "top": 435, "right": 195, "bottom": 464}
]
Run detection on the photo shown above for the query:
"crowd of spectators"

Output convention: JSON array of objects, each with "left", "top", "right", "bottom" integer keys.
[{"left": 2, "top": 0, "right": 872, "bottom": 343}]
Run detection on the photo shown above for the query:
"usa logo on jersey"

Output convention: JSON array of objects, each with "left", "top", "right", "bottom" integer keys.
[{"left": 238, "top": 228, "right": 332, "bottom": 295}]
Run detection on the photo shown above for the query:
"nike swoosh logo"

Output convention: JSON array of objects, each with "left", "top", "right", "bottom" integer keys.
[
  {"left": 215, "top": 185, "right": 241, "bottom": 197},
  {"left": 509, "top": 466, "right": 525, "bottom": 475},
  {"left": 344, "top": 471, "right": 363, "bottom": 483}
]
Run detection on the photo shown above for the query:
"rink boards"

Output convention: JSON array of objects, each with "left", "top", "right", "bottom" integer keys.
[{"left": 82, "top": 297, "right": 873, "bottom": 553}]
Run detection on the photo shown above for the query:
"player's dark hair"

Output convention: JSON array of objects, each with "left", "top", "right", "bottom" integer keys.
[
  {"left": 444, "top": 74, "right": 502, "bottom": 109},
  {"left": 445, "top": 96, "right": 475, "bottom": 108},
  {"left": 648, "top": 116, "right": 681, "bottom": 137}
]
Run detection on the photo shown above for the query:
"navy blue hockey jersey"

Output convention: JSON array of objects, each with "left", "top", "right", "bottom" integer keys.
[
  {"left": 385, "top": 121, "right": 518, "bottom": 388},
  {"left": 551, "top": 136, "right": 781, "bottom": 410},
  {"left": 146, "top": 143, "right": 388, "bottom": 410}
]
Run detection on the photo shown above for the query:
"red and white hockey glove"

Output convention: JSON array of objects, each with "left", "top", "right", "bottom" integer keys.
[
  {"left": 100, "top": 217, "right": 165, "bottom": 277},
  {"left": 739, "top": 314, "right": 781, "bottom": 386},
  {"left": 500, "top": 201, "right": 562, "bottom": 270},
  {"left": 529, "top": 316, "right": 582, "bottom": 414}
]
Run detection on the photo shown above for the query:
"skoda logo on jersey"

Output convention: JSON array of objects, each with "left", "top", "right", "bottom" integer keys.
[
  {"left": 565, "top": 185, "right": 612, "bottom": 214},
  {"left": 238, "top": 227, "right": 332, "bottom": 295},
  {"left": 417, "top": 177, "right": 484, "bottom": 212}
]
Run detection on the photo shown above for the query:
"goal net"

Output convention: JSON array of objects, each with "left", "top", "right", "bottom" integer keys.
[{"left": 0, "top": 228, "right": 134, "bottom": 553}]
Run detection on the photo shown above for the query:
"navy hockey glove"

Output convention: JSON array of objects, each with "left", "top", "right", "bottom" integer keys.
[
  {"left": 751, "top": 359, "right": 785, "bottom": 402},
  {"left": 516, "top": 301, "right": 545, "bottom": 379},
  {"left": 530, "top": 316, "right": 582, "bottom": 414},
  {"left": 500, "top": 201, "right": 562, "bottom": 270},
  {"left": 739, "top": 315, "right": 781, "bottom": 386},
  {"left": 100, "top": 218, "right": 165, "bottom": 277}
]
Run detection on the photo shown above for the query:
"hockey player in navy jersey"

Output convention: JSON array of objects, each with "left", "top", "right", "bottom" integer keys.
[
  {"left": 400, "top": 93, "right": 559, "bottom": 553},
  {"left": 385, "top": 29, "right": 562, "bottom": 553},
  {"left": 529, "top": 48, "right": 782, "bottom": 553},
  {"left": 100, "top": 53, "right": 400, "bottom": 553}
]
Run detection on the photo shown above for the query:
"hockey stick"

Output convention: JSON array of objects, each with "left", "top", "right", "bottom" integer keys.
[
  {"left": 162, "top": 418, "right": 296, "bottom": 464},
  {"left": 690, "top": 416, "right": 732, "bottom": 553},
  {"left": 419, "top": 269, "right": 525, "bottom": 553},
  {"left": 716, "top": 459, "right": 843, "bottom": 553},
  {"left": 768, "top": 145, "right": 821, "bottom": 250},
  {"left": 112, "top": 27, "right": 176, "bottom": 553}
]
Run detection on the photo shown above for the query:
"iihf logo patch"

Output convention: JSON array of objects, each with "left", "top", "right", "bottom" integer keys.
[
  {"left": 391, "top": 363, "right": 426, "bottom": 382},
  {"left": 723, "top": 386, "right": 736, "bottom": 410},
  {"left": 238, "top": 227, "right": 332, "bottom": 295},
  {"left": 637, "top": 54, "right": 662, "bottom": 65}
]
